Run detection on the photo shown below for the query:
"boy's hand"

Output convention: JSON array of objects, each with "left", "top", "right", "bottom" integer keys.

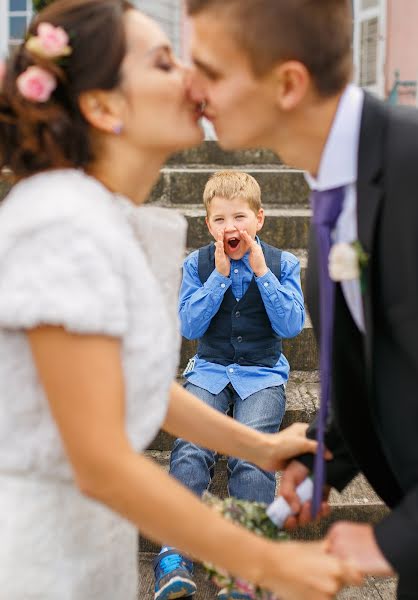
[
  {"left": 215, "top": 230, "right": 230, "bottom": 277},
  {"left": 241, "top": 231, "right": 268, "bottom": 277}
]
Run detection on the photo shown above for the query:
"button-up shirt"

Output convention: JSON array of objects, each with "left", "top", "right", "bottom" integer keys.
[
  {"left": 179, "top": 241, "right": 305, "bottom": 399},
  {"left": 305, "top": 84, "right": 365, "bottom": 332}
]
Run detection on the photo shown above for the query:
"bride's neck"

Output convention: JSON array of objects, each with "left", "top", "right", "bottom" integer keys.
[{"left": 87, "top": 144, "right": 168, "bottom": 206}]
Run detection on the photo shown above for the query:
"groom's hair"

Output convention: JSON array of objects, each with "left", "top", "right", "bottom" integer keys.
[{"left": 186, "top": 0, "right": 353, "bottom": 97}]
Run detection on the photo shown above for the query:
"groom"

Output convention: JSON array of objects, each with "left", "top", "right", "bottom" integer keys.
[{"left": 186, "top": 0, "right": 418, "bottom": 597}]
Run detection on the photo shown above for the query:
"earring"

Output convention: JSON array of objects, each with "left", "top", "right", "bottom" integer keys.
[{"left": 112, "top": 123, "right": 124, "bottom": 135}]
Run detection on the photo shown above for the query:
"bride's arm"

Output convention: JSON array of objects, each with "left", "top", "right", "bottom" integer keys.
[
  {"left": 163, "top": 381, "right": 318, "bottom": 471},
  {"left": 27, "top": 325, "right": 361, "bottom": 600}
]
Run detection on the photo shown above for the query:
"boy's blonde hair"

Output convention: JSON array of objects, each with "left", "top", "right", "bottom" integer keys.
[{"left": 203, "top": 171, "right": 262, "bottom": 215}]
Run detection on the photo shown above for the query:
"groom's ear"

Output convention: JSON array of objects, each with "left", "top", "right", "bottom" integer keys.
[{"left": 273, "top": 61, "right": 310, "bottom": 112}]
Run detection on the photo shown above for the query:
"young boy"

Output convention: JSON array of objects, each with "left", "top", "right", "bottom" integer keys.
[{"left": 153, "top": 171, "right": 305, "bottom": 600}]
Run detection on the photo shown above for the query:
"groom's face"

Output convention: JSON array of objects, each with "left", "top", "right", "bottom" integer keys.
[{"left": 189, "top": 13, "right": 280, "bottom": 150}]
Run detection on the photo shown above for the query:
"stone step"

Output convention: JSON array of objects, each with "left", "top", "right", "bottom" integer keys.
[
  {"left": 167, "top": 142, "right": 281, "bottom": 166},
  {"left": 149, "top": 370, "right": 320, "bottom": 452},
  {"left": 138, "top": 554, "right": 397, "bottom": 600},
  {"left": 176, "top": 205, "right": 311, "bottom": 251},
  {"left": 148, "top": 166, "right": 309, "bottom": 207},
  {"left": 139, "top": 451, "right": 388, "bottom": 553},
  {"left": 179, "top": 318, "right": 318, "bottom": 375}
]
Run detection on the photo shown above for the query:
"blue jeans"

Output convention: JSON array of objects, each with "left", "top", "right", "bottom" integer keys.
[{"left": 169, "top": 382, "right": 286, "bottom": 504}]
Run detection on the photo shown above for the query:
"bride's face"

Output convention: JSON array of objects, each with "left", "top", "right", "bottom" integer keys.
[
  {"left": 188, "top": 13, "right": 280, "bottom": 151},
  {"left": 116, "top": 10, "right": 204, "bottom": 153}
]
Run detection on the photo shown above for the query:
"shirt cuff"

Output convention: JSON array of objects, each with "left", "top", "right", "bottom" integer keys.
[
  {"left": 204, "top": 269, "right": 231, "bottom": 295},
  {"left": 255, "top": 269, "right": 278, "bottom": 296}
]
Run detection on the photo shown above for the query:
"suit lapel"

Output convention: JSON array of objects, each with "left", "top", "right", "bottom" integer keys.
[{"left": 356, "top": 94, "right": 387, "bottom": 368}]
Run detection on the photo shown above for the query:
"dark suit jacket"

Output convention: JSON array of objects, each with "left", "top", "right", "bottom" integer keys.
[{"left": 302, "top": 92, "right": 418, "bottom": 581}]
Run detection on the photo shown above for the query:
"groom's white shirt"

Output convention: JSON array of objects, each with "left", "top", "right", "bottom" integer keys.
[{"left": 305, "top": 84, "right": 365, "bottom": 333}]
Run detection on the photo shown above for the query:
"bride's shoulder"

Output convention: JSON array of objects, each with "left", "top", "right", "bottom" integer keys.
[{"left": 0, "top": 169, "right": 123, "bottom": 236}]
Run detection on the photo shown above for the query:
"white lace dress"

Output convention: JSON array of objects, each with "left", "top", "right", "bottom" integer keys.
[{"left": 0, "top": 170, "right": 186, "bottom": 599}]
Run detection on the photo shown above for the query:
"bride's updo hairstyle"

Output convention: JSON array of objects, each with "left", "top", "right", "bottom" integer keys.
[{"left": 0, "top": 0, "right": 134, "bottom": 178}]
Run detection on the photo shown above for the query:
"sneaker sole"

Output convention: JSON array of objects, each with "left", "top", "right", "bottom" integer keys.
[{"left": 154, "top": 576, "right": 197, "bottom": 600}]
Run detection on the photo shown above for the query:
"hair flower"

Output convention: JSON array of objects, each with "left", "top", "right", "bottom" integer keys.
[
  {"left": 26, "top": 22, "right": 72, "bottom": 59},
  {"left": 16, "top": 66, "right": 57, "bottom": 103}
]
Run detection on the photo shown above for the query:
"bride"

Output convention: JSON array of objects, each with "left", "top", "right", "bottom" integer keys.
[{"left": 0, "top": 1, "right": 361, "bottom": 598}]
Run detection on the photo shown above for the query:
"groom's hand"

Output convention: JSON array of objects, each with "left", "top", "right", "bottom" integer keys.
[
  {"left": 326, "top": 522, "right": 395, "bottom": 576},
  {"left": 279, "top": 460, "right": 331, "bottom": 529}
]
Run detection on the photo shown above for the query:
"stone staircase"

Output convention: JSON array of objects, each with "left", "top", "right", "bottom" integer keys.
[{"left": 140, "top": 142, "right": 397, "bottom": 599}]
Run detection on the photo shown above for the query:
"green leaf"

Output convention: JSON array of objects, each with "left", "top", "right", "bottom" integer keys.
[{"left": 33, "top": 0, "right": 57, "bottom": 12}]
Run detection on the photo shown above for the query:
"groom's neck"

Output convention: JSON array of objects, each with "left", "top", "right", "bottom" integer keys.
[{"left": 271, "top": 91, "right": 343, "bottom": 178}]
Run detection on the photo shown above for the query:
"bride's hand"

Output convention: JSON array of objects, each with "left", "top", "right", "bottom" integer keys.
[
  {"left": 264, "top": 540, "right": 364, "bottom": 600},
  {"left": 255, "top": 423, "right": 330, "bottom": 471}
]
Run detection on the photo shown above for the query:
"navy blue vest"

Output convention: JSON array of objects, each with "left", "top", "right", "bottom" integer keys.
[{"left": 197, "top": 241, "right": 283, "bottom": 368}]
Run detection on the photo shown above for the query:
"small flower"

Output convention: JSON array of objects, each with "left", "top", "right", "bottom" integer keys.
[
  {"left": 16, "top": 66, "right": 56, "bottom": 103},
  {"left": 26, "top": 22, "right": 72, "bottom": 59},
  {"left": 329, "top": 240, "right": 370, "bottom": 286},
  {"left": 328, "top": 242, "right": 360, "bottom": 281},
  {"left": 202, "top": 493, "right": 286, "bottom": 599}
]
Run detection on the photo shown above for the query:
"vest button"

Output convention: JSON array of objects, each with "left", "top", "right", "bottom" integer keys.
[
  {"left": 237, "top": 336, "right": 243, "bottom": 343},
  {"left": 235, "top": 311, "right": 240, "bottom": 318}
]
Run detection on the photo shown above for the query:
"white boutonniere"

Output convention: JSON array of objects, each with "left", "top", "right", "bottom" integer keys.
[{"left": 329, "top": 241, "right": 369, "bottom": 292}]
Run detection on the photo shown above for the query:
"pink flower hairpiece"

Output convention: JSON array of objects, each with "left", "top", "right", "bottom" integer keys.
[
  {"left": 26, "top": 22, "right": 72, "bottom": 59},
  {"left": 16, "top": 65, "right": 57, "bottom": 103},
  {"left": 16, "top": 22, "right": 72, "bottom": 103}
]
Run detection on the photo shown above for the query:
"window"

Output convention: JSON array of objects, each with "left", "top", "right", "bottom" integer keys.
[
  {"left": 361, "top": 0, "right": 379, "bottom": 9},
  {"left": 359, "top": 17, "right": 378, "bottom": 86},
  {"left": 353, "top": 0, "right": 386, "bottom": 97},
  {"left": 0, "top": 0, "right": 33, "bottom": 56}
]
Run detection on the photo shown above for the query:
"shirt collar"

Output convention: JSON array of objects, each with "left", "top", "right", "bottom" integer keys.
[{"left": 305, "top": 84, "right": 365, "bottom": 191}]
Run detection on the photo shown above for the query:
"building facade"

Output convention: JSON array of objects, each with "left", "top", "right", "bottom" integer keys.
[
  {"left": 0, "top": 0, "right": 182, "bottom": 57},
  {"left": 1, "top": 0, "right": 416, "bottom": 106},
  {"left": 352, "top": 0, "right": 418, "bottom": 105},
  {"left": 133, "top": 0, "right": 182, "bottom": 55}
]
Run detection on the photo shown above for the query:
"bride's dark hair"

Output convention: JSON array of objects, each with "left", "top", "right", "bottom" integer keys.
[{"left": 0, "top": 0, "right": 134, "bottom": 178}]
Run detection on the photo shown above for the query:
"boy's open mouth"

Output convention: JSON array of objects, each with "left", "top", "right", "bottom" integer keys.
[{"left": 227, "top": 237, "right": 240, "bottom": 249}]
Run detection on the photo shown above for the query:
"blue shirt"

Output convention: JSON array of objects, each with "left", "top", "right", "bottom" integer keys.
[{"left": 179, "top": 241, "right": 305, "bottom": 400}]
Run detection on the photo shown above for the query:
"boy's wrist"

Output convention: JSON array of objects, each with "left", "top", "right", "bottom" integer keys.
[
  {"left": 254, "top": 266, "right": 269, "bottom": 278},
  {"left": 215, "top": 268, "right": 230, "bottom": 278}
]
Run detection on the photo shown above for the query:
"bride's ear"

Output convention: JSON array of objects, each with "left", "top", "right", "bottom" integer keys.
[
  {"left": 78, "top": 89, "right": 124, "bottom": 134},
  {"left": 273, "top": 61, "right": 310, "bottom": 112}
]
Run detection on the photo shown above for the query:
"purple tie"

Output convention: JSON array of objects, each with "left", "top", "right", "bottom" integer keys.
[{"left": 310, "top": 186, "right": 345, "bottom": 518}]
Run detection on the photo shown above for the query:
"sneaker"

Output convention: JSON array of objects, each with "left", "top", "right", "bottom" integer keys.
[
  {"left": 217, "top": 587, "right": 253, "bottom": 600},
  {"left": 153, "top": 549, "right": 197, "bottom": 600}
]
